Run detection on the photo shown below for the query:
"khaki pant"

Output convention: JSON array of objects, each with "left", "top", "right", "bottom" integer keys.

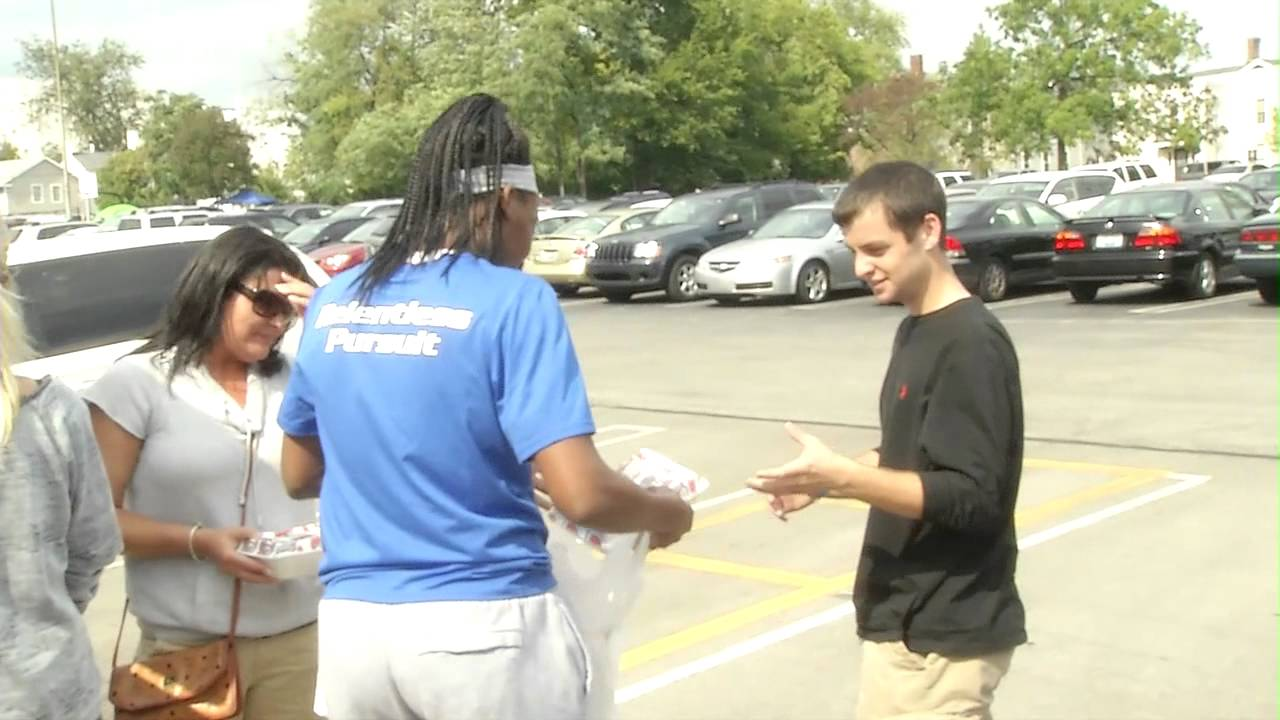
[
  {"left": 135, "top": 623, "right": 320, "bottom": 720},
  {"left": 855, "top": 640, "right": 1015, "bottom": 720}
]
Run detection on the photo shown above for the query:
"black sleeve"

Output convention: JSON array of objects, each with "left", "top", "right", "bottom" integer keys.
[{"left": 918, "top": 334, "right": 1019, "bottom": 535}]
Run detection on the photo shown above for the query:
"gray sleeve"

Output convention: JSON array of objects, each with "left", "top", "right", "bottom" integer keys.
[
  {"left": 82, "top": 356, "right": 157, "bottom": 439},
  {"left": 55, "top": 385, "right": 123, "bottom": 612}
]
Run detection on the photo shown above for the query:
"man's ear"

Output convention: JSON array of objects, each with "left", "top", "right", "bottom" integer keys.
[{"left": 920, "top": 212, "right": 943, "bottom": 251}]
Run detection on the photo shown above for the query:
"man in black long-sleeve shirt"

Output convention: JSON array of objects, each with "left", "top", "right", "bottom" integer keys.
[{"left": 750, "top": 161, "right": 1025, "bottom": 719}]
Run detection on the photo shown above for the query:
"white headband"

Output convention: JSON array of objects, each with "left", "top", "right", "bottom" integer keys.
[{"left": 459, "top": 164, "right": 540, "bottom": 195}]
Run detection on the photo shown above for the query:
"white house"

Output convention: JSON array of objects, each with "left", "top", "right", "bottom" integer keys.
[{"left": 1187, "top": 37, "right": 1278, "bottom": 166}]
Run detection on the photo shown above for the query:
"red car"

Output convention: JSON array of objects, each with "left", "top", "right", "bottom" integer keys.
[{"left": 307, "top": 217, "right": 393, "bottom": 276}]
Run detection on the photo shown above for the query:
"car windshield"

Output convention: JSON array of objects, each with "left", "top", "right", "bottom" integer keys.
[
  {"left": 282, "top": 220, "right": 328, "bottom": 247},
  {"left": 754, "top": 208, "right": 834, "bottom": 239},
  {"left": 551, "top": 215, "right": 612, "bottom": 238},
  {"left": 344, "top": 217, "right": 395, "bottom": 248},
  {"left": 946, "top": 202, "right": 986, "bottom": 228},
  {"left": 1209, "top": 165, "right": 1247, "bottom": 174},
  {"left": 536, "top": 216, "right": 578, "bottom": 235},
  {"left": 1242, "top": 170, "right": 1279, "bottom": 190},
  {"left": 1083, "top": 191, "right": 1189, "bottom": 218},
  {"left": 328, "top": 203, "right": 372, "bottom": 220},
  {"left": 649, "top": 194, "right": 730, "bottom": 226},
  {"left": 977, "top": 181, "right": 1048, "bottom": 199}
]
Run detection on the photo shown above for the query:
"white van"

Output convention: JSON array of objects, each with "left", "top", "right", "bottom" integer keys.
[
  {"left": 1072, "top": 160, "right": 1166, "bottom": 187},
  {"left": 10, "top": 225, "right": 328, "bottom": 391},
  {"left": 977, "top": 170, "right": 1124, "bottom": 218}
]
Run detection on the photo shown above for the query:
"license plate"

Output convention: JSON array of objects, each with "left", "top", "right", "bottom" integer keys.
[
  {"left": 1094, "top": 234, "right": 1124, "bottom": 249},
  {"left": 536, "top": 250, "right": 559, "bottom": 263}
]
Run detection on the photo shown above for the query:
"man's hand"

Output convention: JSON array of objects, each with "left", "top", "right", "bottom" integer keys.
[
  {"left": 767, "top": 492, "right": 820, "bottom": 520},
  {"left": 748, "top": 423, "right": 844, "bottom": 498}
]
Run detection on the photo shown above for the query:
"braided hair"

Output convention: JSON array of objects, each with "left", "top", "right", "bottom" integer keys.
[{"left": 357, "top": 94, "right": 533, "bottom": 298}]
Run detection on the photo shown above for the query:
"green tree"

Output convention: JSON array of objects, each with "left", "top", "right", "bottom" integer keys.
[
  {"left": 991, "top": 0, "right": 1205, "bottom": 169},
  {"left": 255, "top": 163, "right": 297, "bottom": 203},
  {"left": 1125, "top": 84, "right": 1224, "bottom": 171},
  {"left": 97, "top": 149, "right": 156, "bottom": 206},
  {"left": 843, "top": 71, "right": 952, "bottom": 171},
  {"left": 139, "top": 93, "right": 255, "bottom": 201},
  {"left": 939, "top": 32, "right": 1015, "bottom": 174},
  {"left": 0, "top": 140, "right": 17, "bottom": 161},
  {"left": 42, "top": 142, "right": 63, "bottom": 163},
  {"left": 18, "top": 38, "right": 143, "bottom": 151}
]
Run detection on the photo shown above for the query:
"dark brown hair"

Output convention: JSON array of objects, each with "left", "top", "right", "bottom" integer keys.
[
  {"left": 139, "top": 226, "right": 310, "bottom": 380},
  {"left": 832, "top": 161, "right": 947, "bottom": 240}
]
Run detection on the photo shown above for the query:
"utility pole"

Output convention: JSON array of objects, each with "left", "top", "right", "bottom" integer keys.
[{"left": 50, "top": 0, "right": 72, "bottom": 219}]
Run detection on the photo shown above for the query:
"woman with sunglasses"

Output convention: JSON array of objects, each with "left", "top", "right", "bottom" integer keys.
[
  {"left": 278, "top": 94, "right": 694, "bottom": 720},
  {"left": 86, "top": 226, "right": 322, "bottom": 719}
]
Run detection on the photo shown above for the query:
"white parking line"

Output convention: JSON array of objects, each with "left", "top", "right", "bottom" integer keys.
[
  {"left": 105, "top": 424, "right": 670, "bottom": 571},
  {"left": 1129, "top": 293, "right": 1252, "bottom": 315},
  {"left": 989, "top": 292, "right": 1071, "bottom": 310},
  {"left": 790, "top": 296, "right": 876, "bottom": 312},
  {"left": 615, "top": 471, "right": 1210, "bottom": 705}
]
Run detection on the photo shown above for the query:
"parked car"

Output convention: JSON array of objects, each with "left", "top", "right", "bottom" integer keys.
[
  {"left": 1216, "top": 181, "right": 1272, "bottom": 216},
  {"left": 585, "top": 180, "right": 824, "bottom": 302},
  {"left": 1072, "top": 160, "right": 1165, "bottom": 187},
  {"left": 1236, "top": 213, "right": 1279, "bottom": 304},
  {"left": 1238, "top": 168, "right": 1279, "bottom": 204},
  {"left": 945, "top": 179, "right": 991, "bottom": 198},
  {"left": 536, "top": 209, "right": 587, "bottom": 235},
  {"left": 1206, "top": 162, "right": 1272, "bottom": 184},
  {"left": 1178, "top": 160, "right": 1238, "bottom": 180},
  {"left": 326, "top": 198, "right": 403, "bottom": 221},
  {"left": 524, "top": 208, "right": 658, "bottom": 296},
  {"left": 269, "top": 203, "right": 334, "bottom": 222},
  {"left": 943, "top": 197, "right": 1067, "bottom": 302},
  {"left": 978, "top": 170, "right": 1122, "bottom": 218},
  {"left": 693, "top": 201, "right": 862, "bottom": 305},
  {"left": 282, "top": 216, "right": 372, "bottom": 253},
  {"left": 817, "top": 183, "right": 846, "bottom": 201},
  {"left": 197, "top": 212, "right": 300, "bottom": 239},
  {"left": 936, "top": 170, "right": 974, "bottom": 188},
  {"left": 9, "top": 221, "right": 96, "bottom": 244},
  {"left": 112, "top": 209, "right": 217, "bottom": 231},
  {"left": 308, "top": 216, "right": 394, "bottom": 276},
  {"left": 1051, "top": 182, "right": 1253, "bottom": 302},
  {"left": 9, "top": 225, "right": 328, "bottom": 390}
]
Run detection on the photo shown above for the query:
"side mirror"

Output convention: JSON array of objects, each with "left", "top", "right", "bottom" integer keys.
[
  {"left": 718, "top": 213, "right": 741, "bottom": 228},
  {"left": 1047, "top": 193, "right": 1069, "bottom": 207}
]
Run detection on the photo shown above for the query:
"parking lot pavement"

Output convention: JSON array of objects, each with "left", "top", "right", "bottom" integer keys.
[{"left": 87, "top": 280, "right": 1276, "bottom": 719}]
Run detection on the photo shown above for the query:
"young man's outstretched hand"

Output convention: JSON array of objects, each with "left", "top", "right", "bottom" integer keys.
[{"left": 748, "top": 423, "right": 882, "bottom": 521}]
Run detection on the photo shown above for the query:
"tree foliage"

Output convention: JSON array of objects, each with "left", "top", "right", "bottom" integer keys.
[
  {"left": 279, "top": 0, "right": 904, "bottom": 201},
  {"left": 0, "top": 140, "right": 18, "bottom": 161},
  {"left": 18, "top": 38, "right": 143, "bottom": 152},
  {"left": 97, "top": 94, "right": 254, "bottom": 205}
]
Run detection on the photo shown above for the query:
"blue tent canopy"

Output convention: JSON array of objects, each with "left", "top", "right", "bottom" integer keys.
[{"left": 224, "top": 188, "right": 277, "bottom": 206}]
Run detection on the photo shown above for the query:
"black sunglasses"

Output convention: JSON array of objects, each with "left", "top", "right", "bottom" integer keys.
[{"left": 235, "top": 284, "right": 296, "bottom": 319}]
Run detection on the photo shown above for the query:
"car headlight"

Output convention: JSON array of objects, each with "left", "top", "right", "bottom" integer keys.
[
  {"left": 633, "top": 240, "right": 661, "bottom": 259},
  {"left": 585, "top": 241, "right": 598, "bottom": 259}
]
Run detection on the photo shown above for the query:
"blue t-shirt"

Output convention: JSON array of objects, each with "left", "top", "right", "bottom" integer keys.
[{"left": 278, "top": 253, "right": 595, "bottom": 603}]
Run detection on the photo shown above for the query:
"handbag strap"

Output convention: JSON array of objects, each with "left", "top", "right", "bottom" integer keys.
[{"left": 110, "top": 427, "right": 259, "bottom": 667}]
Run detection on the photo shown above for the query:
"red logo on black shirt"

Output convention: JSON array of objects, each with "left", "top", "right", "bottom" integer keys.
[{"left": 898, "top": 383, "right": 908, "bottom": 400}]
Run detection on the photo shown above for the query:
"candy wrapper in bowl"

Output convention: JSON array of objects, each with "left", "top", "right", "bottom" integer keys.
[
  {"left": 237, "top": 522, "right": 322, "bottom": 580},
  {"left": 544, "top": 448, "right": 709, "bottom": 720}
]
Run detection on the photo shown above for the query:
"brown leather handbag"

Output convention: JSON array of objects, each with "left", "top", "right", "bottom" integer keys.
[{"left": 109, "top": 430, "right": 260, "bottom": 720}]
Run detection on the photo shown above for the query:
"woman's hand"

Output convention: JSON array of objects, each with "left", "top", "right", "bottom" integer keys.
[
  {"left": 194, "top": 526, "right": 278, "bottom": 584},
  {"left": 276, "top": 272, "right": 316, "bottom": 316}
]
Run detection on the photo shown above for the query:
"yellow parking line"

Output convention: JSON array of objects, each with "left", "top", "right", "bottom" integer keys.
[
  {"left": 621, "top": 471, "right": 1171, "bottom": 673},
  {"left": 620, "top": 574, "right": 854, "bottom": 671},
  {"left": 647, "top": 551, "right": 829, "bottom": 588},
  {"left": 1014, "top": 471, "right": 1161, "bottom": 528},
  {"left": 1024, "top": 457, "right": 1172, "bottom": 476}
]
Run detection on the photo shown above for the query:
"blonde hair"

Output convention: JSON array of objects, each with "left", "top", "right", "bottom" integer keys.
[{"left": 0, "top": 223, "right": 30, "bottom": 446}]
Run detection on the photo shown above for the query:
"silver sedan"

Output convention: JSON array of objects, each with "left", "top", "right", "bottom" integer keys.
[{"left": 694, "top": 202, "right": 864, "bottom": 304}]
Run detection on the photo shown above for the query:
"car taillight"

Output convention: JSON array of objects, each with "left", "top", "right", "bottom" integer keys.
[
  {"left": 1242, "top": 227, "right": 1280, "bottom": 244},
  {"left": 1133, "top": 225, "right": 1181, "bottom": 248},
  {"left": 320, "top": 253, "right": 353, "bottom": 275},
  {"left": 944, "top": 235, "right": 965, "bottom": 258},
  {"left": 574, "top": 245, "right": 588, "bottom": 257},
  {"left": 1054, "top": 230, "right": 1085, "bottom": 252}
]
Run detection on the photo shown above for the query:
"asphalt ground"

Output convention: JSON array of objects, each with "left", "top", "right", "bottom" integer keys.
[{"left": 87, "top": 276, "right": 1277, "bottom": 719}]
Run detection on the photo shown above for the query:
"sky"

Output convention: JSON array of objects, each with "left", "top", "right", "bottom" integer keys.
[{"left": 0, "top": 0, "right": 1276, "bottom": 111}]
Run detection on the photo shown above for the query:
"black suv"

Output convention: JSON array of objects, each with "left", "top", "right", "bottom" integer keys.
[{"left": 585, "top": 181, "right": 823, "bottom": 302}]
